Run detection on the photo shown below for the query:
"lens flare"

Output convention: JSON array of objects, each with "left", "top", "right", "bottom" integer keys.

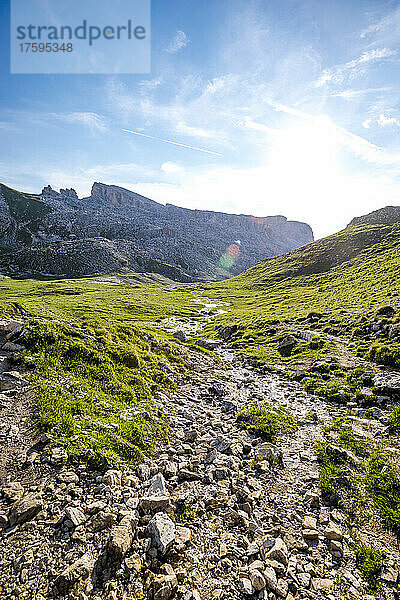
[{"left": 219, "top": 241, "right": 241, "bottom": 271}]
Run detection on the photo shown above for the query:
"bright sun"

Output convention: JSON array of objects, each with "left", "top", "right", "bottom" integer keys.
[{"left": 268, "top": 116, "right": 338, "bottom": 185}]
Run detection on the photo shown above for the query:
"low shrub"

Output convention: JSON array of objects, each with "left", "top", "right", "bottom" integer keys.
[
  {"left": 388, "top": 404, "right": 400, "bottom": 432},
  {"left": 237, "top": 403, "right": 297, "bottom": 440},
  {"left": 365, "top": 451, "right": 400, "bottom": 531},
  {"left": 354, "top": 543, "right": 386, "bottom": 593},
  {"left": 367, "top": 342, "right": 400, "bottom": 368}
]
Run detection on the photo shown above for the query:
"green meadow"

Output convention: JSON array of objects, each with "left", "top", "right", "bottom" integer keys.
[{"left": 0, "top": 275, "right": 198, "bottom": 467}]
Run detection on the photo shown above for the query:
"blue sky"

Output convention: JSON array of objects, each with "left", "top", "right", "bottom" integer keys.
[{"left": 1, "top": 0, "right": 400, "bottom": 238}]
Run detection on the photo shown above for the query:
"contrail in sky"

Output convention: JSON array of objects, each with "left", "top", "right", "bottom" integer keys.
[{"left": 122, "top": 128, "right": 223, "bottom": 156}]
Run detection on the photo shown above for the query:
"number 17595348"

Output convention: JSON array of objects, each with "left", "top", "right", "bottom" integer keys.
[{"left": 19, "top": 42, "right": 73, "bottom": 52}]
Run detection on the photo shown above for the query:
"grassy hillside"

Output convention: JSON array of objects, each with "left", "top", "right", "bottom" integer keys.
[
  {"left": 0, "top": 275, "right": 199, "bottom": 467},
  {"left": 0, "top": 183, "right": 51, "bottom": 245},
  {"left": 0, "top": 183, "right": 49, "bottom": 222},
  {"left": 205, "top": 219, "right": 400, "bottom": 370},
  {"left": 0, "top": 275, "right": 196, "bottom": 322}
]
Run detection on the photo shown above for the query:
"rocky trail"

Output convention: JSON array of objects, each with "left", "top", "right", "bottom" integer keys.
[{"left": 0, "top": 298, "right": 398, "bottom": 600}]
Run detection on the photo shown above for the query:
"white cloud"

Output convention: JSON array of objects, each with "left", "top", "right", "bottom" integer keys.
[
  {"left": 175, "top": 122, "right": 216, "bottom": 139},
  {"left": 0, "top": 121, "right": 20, "bottom": 132},
  {"left": 161, "top": 161, "right": 183, "bottom": 174},
  {"left": 166, "top": 30, "right": 190, "bottom": 54},
  {"left": 377, "top": 113, "right": 400, "bottom": 128},
  {"left": 329, "top": 87, "right": 391, "bottom": 100},
  {"left": 315, "top": 48, "right": 397, "bottom": 88},
  {"left": 53, "top": 112, "right": 108, "bottom": 134},
  {"left": 106, "top": 76, "right": 237, "bottom": 147},
  {"left": 242, "top": 116, "right": 277, "bottom": 136},
  {"left": 334, "top": 126, "right": 400, "bottom": 167},
  {"left": 361, "top": 7, "right": 400, "bottom": 39},
  {"left": 139, "top": 78, "right": 162, "bottom": 92},
  {"left": 361, "top": 113, "right": 400, "bottom": 130}
]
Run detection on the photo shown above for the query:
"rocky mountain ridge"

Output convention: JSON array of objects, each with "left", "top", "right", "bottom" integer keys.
[
  {"left": 348, "top": 205, "right": 400, "bottom": 228},
  {"left": 0, "top": 182, "right": 313, "bottom": 280}
]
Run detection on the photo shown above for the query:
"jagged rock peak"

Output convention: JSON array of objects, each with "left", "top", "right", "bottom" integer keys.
[
  {"left": 41, "top": 185, "right": 59, "bottom": 198},
  {"left": 41, "top": 185, "right": 78, "bottom": 200},
  {"left": 60, "top": 188, "right": 78, "bottom": 199},
  {"left": 348, "top": 206, "right": 400, "bottom": 227}
]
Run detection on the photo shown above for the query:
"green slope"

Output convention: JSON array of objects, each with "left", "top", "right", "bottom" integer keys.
[
  {"left": 0, "top": 275, "right": 199, "bottom": 467},
  {"left": 0, "top": 183, "right": 51, "bottom": 245},
  {"left": 205, "top": 214, "right": 400, "bottom": 370},
  {"left": 0, "top": 183, "right": 48, "bottom": 221}
]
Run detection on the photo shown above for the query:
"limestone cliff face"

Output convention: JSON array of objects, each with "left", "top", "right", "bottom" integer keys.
[
  {"left": 0, "top": 182, "right": 314, "bottom": 280},
  {"left": 90, "top": 182, "right": 160, "bottom": 209}
]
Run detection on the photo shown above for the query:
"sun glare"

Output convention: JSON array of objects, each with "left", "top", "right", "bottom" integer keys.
[{"left": 267, "top": 117, "right": 338, "bottom": 200}]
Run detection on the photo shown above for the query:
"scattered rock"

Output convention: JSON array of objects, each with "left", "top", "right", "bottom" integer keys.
[
  {"left": 248, "top": 569, "right": 265, "bottom": 590},
  {"left": 303, "top": 491, "right": 319, "bottom": 508},
  {"left": 266, "top": 538, "right": 288, "bottom": 565},
  {"left": 373, "top": 373, "right": 400, "bottom": 397},
  {"left": 175, "top": 525, "right": 191, "bottom": 550},
  {"left": 311, "top": 578, "right": 334, "bottom": 592},
  {"left": 103, "top": 469, "right": 122, "bottom": 486},
  {"left": 325, "top": 444, "right": 360, "bottom": 465},
  {"left": 2, "top": 341, "right": 25, "bottom": 352},
  {"left": 107, "top": 514, "right": 137, "bottom": 561},
  {"left": 89, "top": 510, "right": 114, "bottom": 532},
  {"left": 178, "top": 468, "right": 201, "bottom": 481},
  {"left": 197, "top": 339, "right": 221, "bottom": 350},
  {"left": 8, "top": 494, "right": 42, "bottom": 526},
  {"left": 147, "top": 472, "right": 168, "bottom": 495},
  {"left": 302, "top": 515, "right": 317, "bottom": 529},
  {"left": 276, "top": 578, "right": 289, "bottom": 597},
  {"left": 53, "top": 552, "right": 94, "bottom": 594},
  {"left": 1, "top": 481, "right": 24, "bottom": 502},
  {"left": 264, "top": 566, "right": 277, "bottom": 590},
  {"left": 65, "top": 506, "right": 86, "bottom": 528},
  {"left": 297, "top": 572, "right": 311, "bottom": 588},
  {"left": 324, "top": 523, "right": 343, "bottom": 541},
  {"left": 152, "top": 571, "right": 178, "bottom": 600},
  {"left": 57, "top": 470, "right": 79, "bottom": 484},
  {"left": 380, "top": 565, "right": 398, "bottom": 584},
  {"left": 238, "top": 578, "right": 255, "bottom": 595},
  {"left": 173, "top": 330, "right": 186, "bottom": 342},
  {"left": 137, "top": 463, "right": 151, "bottom": 481},
  {"left": 278, "top": 335, "right": 296, "bottom": 355},
  {"left": 50, "top": 446, "right": 68, "bottom": 464},
  {"left": 147, "top": 512, "right": 176, "bottom": 555},
  {"left": 302, "top": 528, "right": 319, "bottom": 540}
]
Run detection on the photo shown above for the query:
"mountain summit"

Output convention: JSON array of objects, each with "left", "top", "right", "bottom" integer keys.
[{"left": 0, "top": 182, "right": 313, "bottom": 280}]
